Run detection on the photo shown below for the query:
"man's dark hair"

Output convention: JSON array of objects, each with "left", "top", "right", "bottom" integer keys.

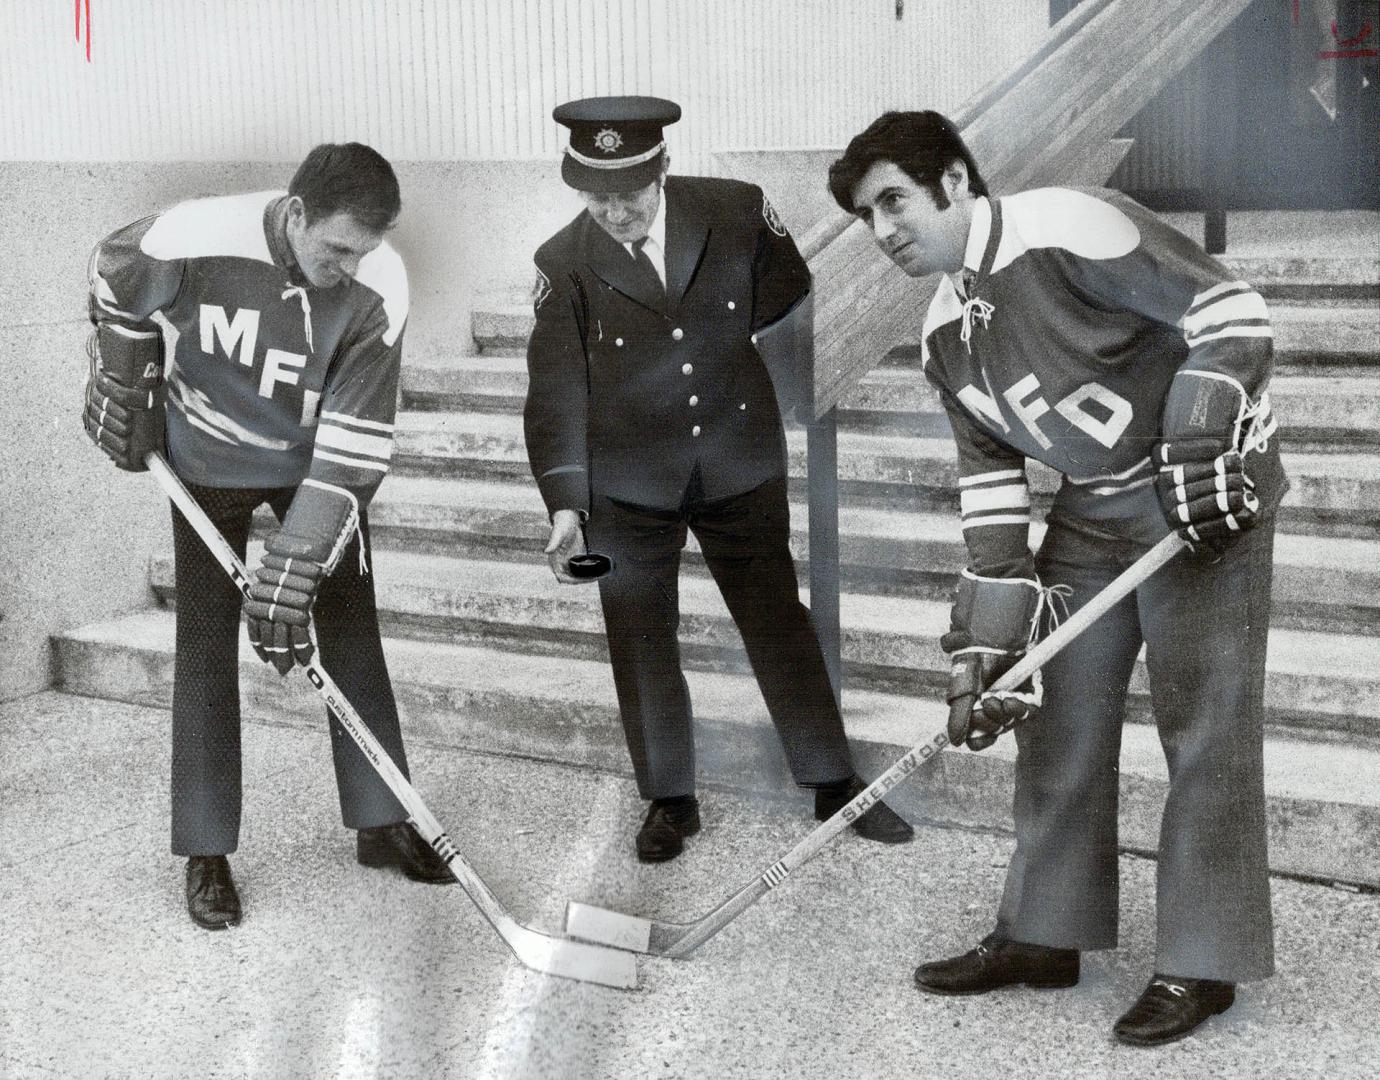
[
  {"left": 828, "top": 111, "right": 987, "bottom": 214},
  {"left": 289, "top": 142, "right": 401, "bottom": 231}
]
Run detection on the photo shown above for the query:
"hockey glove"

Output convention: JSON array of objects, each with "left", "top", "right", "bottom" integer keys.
[
  {"left": 1153, "top": 371, "right": 1270, "bottom": 557},
  {"left": 82, "top": 324, "right": 165, "bottom": 472},
  {"left": 244, "top": 481, "right": 362, "bottom": 676},
  {"left": 941, "top": 570, "right": 1043, "bottom": 751}
]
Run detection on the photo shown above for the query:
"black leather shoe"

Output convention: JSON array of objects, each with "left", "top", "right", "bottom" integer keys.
[
  {"left": 1113, "top": 975, "right": 1235, "bottom": 1047},
  {"left": 185, "top": 855, "right": 241, "bottom": 930},
  {"left": 636, "top": 798, "right": 701, "bottom": 863},
  {"left": 815, "top": 776, "right": 915, "bottom": 844},
  {"left": 914, "top": 934, "right": 1079, "bottom": 995},
  {"left": 357, "top": 823, "right": 455, "bottom": 884}
]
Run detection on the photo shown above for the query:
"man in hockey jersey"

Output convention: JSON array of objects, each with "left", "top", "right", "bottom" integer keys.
[
  {"left": 524, "top": 96, "right": 913, "bottom": 862},
  {"left": 83, "top": 143, "right": 452, "bottom": 931},
  {"left": 829, "top": 112, "right": 1285, "bottom": 1046}
]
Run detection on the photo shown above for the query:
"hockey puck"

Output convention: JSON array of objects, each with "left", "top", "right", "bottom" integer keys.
[{"left": 567, "top": 552, "right": 613, "bottom": 580}]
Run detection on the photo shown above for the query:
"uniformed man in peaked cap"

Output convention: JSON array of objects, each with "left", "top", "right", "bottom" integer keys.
[{"left": 523, "top": 96, "right": 914, "bottom": 862}]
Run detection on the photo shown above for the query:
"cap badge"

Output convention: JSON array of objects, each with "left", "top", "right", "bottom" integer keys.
[{"left": 593, "top": 128, "right": 624, "bottom": 154}]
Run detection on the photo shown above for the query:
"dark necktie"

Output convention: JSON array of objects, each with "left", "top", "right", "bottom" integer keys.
[{"left": 631, "top": 236, "right": 665, "bottom": 299}]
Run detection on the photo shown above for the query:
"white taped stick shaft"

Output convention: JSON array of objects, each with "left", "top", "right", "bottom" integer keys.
[{"left": 144, "top": 453, "right": 638, "bottom": 990}]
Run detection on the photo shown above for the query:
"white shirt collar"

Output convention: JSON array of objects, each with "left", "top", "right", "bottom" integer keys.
[{"left": 624, "top": 189, "right": 668, "bottom": 285}]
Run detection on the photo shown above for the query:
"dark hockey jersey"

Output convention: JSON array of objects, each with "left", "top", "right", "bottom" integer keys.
[
  {"left": 88, "top": 190, "right": 408, "bottom": 500},
  {"left": 920, "top": 187, "right": 1283, "bottom": 574}
]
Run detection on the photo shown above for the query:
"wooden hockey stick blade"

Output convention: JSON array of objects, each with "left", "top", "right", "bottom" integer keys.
[
  {"left": 565, "top": 532, "right": 1188, "bottom": 957},
  {"left": 147, "top": 453, "right": 639, "bottom": 990}
]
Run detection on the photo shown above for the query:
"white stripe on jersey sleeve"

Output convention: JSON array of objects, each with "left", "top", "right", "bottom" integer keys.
[
  {"left": 312, "top": 448, "right": 391, "bottom": 473},
  {"left": 1182, "top": 288, "right": 1271, "bottom": 343},
  {"left": 315, "top": 422, "right": 394, "bottom": 463},
  {"left": 320, "top": 409, "right": 395, "bottom": 434},
  {"left": 960, "top": 483, "right": 1030, "bottom": 515},
  {"left": 959, "top": 468, "right": 1030, "bottom": 530},
  {"left": 1186, "top": 324, "right": 1274, "bottom": 347}
]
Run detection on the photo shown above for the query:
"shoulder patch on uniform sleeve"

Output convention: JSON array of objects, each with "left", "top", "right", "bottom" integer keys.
[
  {"left": 533, "top": 267, "right": 552, "bottom": 311},
  {"left": 762, "top": 194, "right": 788, "bottom": 237}
]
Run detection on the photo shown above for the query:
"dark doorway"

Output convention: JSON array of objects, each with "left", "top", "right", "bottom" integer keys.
[{"left": 1055, "top": 0, "right": 1379, "bottom": 210}]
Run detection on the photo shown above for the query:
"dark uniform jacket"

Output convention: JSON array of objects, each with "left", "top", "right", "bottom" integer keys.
[{"left": 524, "top": 176, "right": 810, "bottom": 515}]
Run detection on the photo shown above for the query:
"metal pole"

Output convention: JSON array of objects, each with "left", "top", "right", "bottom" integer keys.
[
  {"left": 806, "top": 406, "right": 842, "bottom": 707},
  {"left": 1202, "top": 8, "right": 1239, "bottom": 254}
]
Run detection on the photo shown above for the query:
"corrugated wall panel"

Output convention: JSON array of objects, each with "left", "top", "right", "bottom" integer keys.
[
  {"left": 1, "top": 0, "right": 1046, "bottom": 163},
  {"left": 1112, "top": 53, "right": 1206, "bottom": 193}
]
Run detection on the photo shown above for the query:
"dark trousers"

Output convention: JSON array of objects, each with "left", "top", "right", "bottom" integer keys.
[
  {"left": 169, "top": 482, "right": 410, "bottom": 856},
  {"left": 995, "top": 516, "right": 1277, "bottom": 983},
  {"left": 587, "top": 474, "right": 854, "bottom": 799}
]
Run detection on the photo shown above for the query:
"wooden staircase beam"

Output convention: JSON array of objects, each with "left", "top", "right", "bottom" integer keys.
[{"left": 808, "top": 0, "right": 1256, "bottom": 419}]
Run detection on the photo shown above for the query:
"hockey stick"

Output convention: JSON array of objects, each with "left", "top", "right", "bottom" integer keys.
[
  {"left": 565, "top": 530, "right": 1188, "bottom": 958},
  {"left": 146, "top": 452, "right": 638, "bottom": 990}
]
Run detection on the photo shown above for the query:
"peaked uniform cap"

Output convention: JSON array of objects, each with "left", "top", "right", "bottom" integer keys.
[{"left": 554, "top": 96, "right": 681, "bottom": 193}]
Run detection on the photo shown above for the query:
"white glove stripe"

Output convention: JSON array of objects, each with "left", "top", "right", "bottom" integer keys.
[
  {"left": 1175, "top": 481, "right": 1188, "bottom": 503},
  {"left": 1187, "top": 524, "right": 1202, "bottom": 542},
  {"left": 267, "top": 600, "right": 278, "bottom": 621},
  {"left": 1216, "top": 490, "right": 1231, "bottom": 512},
  {"left": 1177, "top": 504, "right": 1191, "bottom": 523},
  {"left": 1226, "top": 513, "right": 1242, "bottom": 532}
]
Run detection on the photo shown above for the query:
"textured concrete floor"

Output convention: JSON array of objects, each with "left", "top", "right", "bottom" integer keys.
[{"left": 2, "top": 691, "right": 1378, "bottom": 1080}]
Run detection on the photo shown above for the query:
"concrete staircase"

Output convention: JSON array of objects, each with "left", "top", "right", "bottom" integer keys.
[{"left": 53, "top": 220, "right": 1380, "bottom": 890}]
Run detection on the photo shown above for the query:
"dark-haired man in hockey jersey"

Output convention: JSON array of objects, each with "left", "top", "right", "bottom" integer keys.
[
  {"left": 84, "top": 142, "right": 452, "bottom": 931},
  {"left": 830, "top": 112, "right": 1286, "bottom": 1047}
]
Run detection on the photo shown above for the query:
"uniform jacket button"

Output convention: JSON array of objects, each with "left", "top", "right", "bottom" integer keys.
[
  {"left": 692, "top": 425, "right": 702, "bottom": 437},
  {"left": 615, "top": 337, "right": 623, "bottom": 346},
  {"left": 672, "top": 328, "right": 684, "bottom": 341},
  {"left": 682, "top": 363, "right": 693, "bottom": 375},
  {"left": 689, "top": 395, "right": 699, "bottom": 406},
  {"left": 727, "top": 301, "right": 736, "bottom": 310}
]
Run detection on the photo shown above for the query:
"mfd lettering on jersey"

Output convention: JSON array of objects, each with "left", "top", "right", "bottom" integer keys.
[
  {"left": 957, "top": 369, "right": 1135, "bottom": 453},
  {"left": 199, "top": 303, "right": 310, "bottom": 408}
]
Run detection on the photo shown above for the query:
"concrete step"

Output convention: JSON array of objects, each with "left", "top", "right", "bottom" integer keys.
[
  {"left": 401, "top": 355, "right": 1380, "bottom": 449},
  {"left": 298, "top": 473, "right": 1380, "bottom": 635},
  {"left": 469, "top": 296, "right": 1380, "bottom": 366},
  {"left": 147, "top": 546, "right": 1380, "bottom": 742},
  {"left": 52, "top": 610, "right": 1380, "bottom": 889},
  {"left": 389, "top": 409, "right": 1380, "bottom": 531}
]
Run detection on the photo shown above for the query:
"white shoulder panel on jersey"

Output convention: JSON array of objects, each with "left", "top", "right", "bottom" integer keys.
[
  {"left": 992, "top": 188, "right": 1140, "bottom": 274},
  {"left": 140, "top": 190, "right": 279, "bottom": 264},
  {"left": 354, "top": 240, "right": 409, "bottom": 347},
  {"left": 919, "top": 275, "right": 964, "bottom": 370}
]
